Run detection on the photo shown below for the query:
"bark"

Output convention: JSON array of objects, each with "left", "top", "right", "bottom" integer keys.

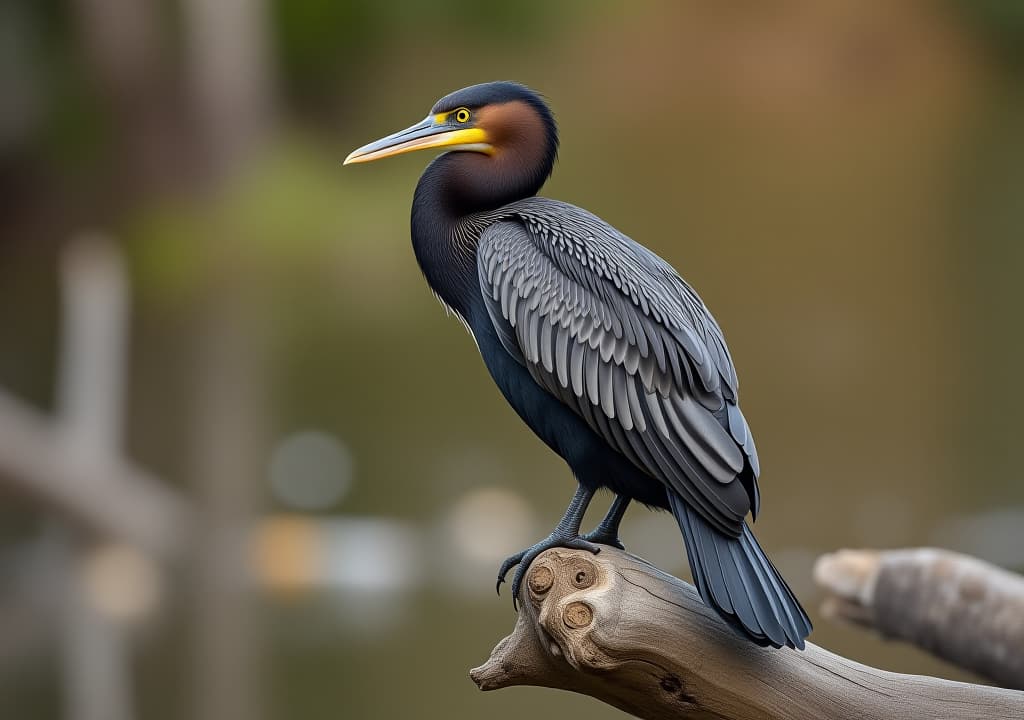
[
  {"left": 815, "top": 547, "right": 1024, "bottom": 690},
  {"left": 471, "top": 547, "right": 1024, "bottom": 720}
]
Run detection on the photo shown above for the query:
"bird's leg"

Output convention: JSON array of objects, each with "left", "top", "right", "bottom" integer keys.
[
  {"left": 581, "top": 494, "right": 630, "bottom": 549},
  {"left": 496, "top": 482, "right": 601, "bottom": 605}
]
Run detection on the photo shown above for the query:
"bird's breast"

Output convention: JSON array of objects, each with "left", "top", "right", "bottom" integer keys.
[{"left": 468, "top": 311, "right": 577, "bottom": 452}]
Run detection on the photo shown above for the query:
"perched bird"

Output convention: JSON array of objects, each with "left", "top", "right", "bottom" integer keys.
[{"left": 345, "top": 81, "right": 811, "bottom": 649}]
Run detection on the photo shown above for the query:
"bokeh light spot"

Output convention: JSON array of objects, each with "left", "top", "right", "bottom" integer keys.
[
  {"left": 269, "top": 430, "right": 353, "bottom": 510},
  {"left": 446, "top": 486, "right": 535, "bottom": 566},
  {"left": 80, "top": 543, "right": 162, "bottom": 623}
]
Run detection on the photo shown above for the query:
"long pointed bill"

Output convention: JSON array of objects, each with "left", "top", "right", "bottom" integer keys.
[{"left": 344, "top": 116, "right": 491, "bottom": 165}]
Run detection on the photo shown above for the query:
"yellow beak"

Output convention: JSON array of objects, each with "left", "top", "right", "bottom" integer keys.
[{"left": 344, "top": 116, "right": 491, "bottom": 165}]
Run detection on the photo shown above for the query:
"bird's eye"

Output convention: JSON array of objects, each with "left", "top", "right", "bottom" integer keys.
[{"left": 454, "top": 108, "right": 471, "bottom": 124}]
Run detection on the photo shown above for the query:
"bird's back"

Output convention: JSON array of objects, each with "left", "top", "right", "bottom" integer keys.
[{"left": 494, "top": 196, "right": 740, "bottom": 397}]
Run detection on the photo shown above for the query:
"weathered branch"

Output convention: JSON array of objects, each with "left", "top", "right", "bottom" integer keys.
[
  {"left": 470, "top": 547, "right": 1024, "bottom": 720},
  {"left": 815, "top": 548, "right": 1024, "bottom": 690}
]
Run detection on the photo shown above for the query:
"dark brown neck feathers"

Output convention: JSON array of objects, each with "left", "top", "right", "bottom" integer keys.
[
  {"left": 440, "top": 100, "right": 553, "bottom": 215},
  {"left": 410, "top": 100, "right": 557, "bottom": 318}
]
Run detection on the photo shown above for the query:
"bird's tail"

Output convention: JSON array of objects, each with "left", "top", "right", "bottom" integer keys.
[{"left": 669, "top": 492, "right": 811, "bottom": 649}]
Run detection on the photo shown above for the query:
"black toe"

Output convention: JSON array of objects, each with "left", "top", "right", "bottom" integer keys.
[
  {"left": 497, "top": 533, "right": 602, "bottom": 608},
  {"left": 581, "top": 529, "right": 625, "bottom": 550}
]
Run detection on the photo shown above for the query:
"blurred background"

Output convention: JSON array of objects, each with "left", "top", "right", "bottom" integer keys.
[{"left": 1, "top": 1, "right": 1023, "bottom": 718}]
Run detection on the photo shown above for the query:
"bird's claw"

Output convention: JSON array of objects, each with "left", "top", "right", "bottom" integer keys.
[
  {"left": 495, "top": 551, "right": 526, "bottom": 596},
  {"left": 496, "top": 533, "right": 602, "bottom": 608}
]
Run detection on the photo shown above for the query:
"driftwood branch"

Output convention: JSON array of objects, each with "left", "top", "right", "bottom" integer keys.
[
  {"left": 470, "top": 547, "right": 1024, "bottom": 720},
  {"left": 815, "top": 548, "right": 1024, "bottom": 690}
]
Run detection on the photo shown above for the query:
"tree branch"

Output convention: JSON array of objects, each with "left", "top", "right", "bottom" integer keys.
[
  {"left": 470, "top": 547, "right": 1024, "bottom": 720},
  {"left": 815, "top": 547, "right": 1024, "bottom": 690}
]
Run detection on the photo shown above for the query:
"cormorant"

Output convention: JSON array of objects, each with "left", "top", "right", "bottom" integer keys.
[{"left": 345, "top": 81, "right": 812, "bottom": 649}]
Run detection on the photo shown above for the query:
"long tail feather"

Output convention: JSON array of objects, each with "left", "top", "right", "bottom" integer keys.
[{"left": 669, "top": 491, "right": 811, "bottom": 649}]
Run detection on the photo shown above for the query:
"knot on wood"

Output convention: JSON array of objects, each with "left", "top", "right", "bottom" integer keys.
[
  {"left": 529, "top": 564, "right": 554, "bottom": 595},
  {"left": 563, "top": 601, "right": 593, "bottom": 629},
  {"left": 660, "top": 674, "right": 681, "bottom": 693},
  {"left": 528, "top": 552, "right": 599, "bottom": 609},
  {"left": 568, "top": 558, "right": 596, "bottom": 589}
]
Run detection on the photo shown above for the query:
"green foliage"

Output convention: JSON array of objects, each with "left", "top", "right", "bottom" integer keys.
[
  {"left": 271, "top": 0, "right": 379, "bottom": 104},
  {"left": 956, "top": 0, "right": 1024, "bottom": 69},
  {"left": 124, "top": 135, "right": 409, "bottom": 301},
  {"left": 270, "top": 0, "right": 585, "bottom": 110}
]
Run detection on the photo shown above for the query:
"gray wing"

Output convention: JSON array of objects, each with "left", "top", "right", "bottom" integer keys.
[{"left": 477, "top": 200, "right": 760, "bottom": 536}]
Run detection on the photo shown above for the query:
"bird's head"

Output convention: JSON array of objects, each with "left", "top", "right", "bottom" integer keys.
[{"left": 344, "top": 82, "right": 558, "bottom": 202}]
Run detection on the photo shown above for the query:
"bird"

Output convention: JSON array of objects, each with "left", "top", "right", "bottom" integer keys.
[{"left": 345, "top": 81, "right": 812, "bottom": 649}]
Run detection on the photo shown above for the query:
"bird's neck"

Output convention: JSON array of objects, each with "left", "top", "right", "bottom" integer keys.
[{"left": 411, "top": 152, "right": 543, "bottom": 320}]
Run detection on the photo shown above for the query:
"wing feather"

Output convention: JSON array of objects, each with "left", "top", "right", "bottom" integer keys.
[{"left": 477, "top": 201, "right": 759, "bottom": 536}]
